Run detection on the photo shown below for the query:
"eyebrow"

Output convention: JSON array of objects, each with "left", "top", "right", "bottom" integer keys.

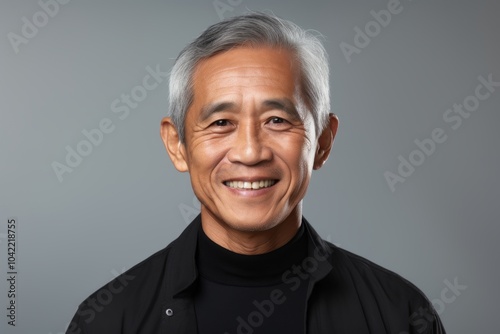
[
  {"left": 199, "top": 102, "right": 236, "bottom": 122},
  {"left": 198, "top": 98, "right": 302, "bottom": 122},
  {"left": 262, "top": 98, "right": 302, "bottom": 121}
]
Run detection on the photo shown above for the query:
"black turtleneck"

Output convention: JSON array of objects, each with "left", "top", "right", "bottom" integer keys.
[{"left": 194, "top": 224, "right": 309, "bottom": 334}]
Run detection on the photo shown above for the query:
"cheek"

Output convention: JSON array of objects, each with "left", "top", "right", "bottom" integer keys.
[
  {"left": 187, "top": 139, "right": 229, "bottom": 179},
  {"left": 278, "top": 136, "right": 314, "bottom": 180}
]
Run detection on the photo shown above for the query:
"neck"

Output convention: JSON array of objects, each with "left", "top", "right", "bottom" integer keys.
[{"left": 200, "top": 207, "right": 302, "bottom": 255}]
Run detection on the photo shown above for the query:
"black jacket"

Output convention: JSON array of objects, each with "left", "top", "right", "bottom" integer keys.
[{"left": 67, "top": 216, "right": 445, "bottom": 333}]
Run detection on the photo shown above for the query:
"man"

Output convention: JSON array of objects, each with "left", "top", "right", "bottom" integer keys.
[{"left": 67, "top": 13, "right": 445, "bottom": 333}]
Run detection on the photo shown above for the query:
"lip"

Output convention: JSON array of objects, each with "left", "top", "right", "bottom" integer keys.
[
  {"left": 222, "top": 178, "right": 279, "bottom": 197},
  {"left": 223, "top": 177, "right": 279, "bottom": 182}
]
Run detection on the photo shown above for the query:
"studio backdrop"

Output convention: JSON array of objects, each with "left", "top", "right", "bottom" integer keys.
[{"left": 1, "top": 0, "right": 499, "bottom": 333}]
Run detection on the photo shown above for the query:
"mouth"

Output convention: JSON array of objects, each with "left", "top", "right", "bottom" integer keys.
[{"left": 223, "top": 179, "right": 278, "bottom": 190}]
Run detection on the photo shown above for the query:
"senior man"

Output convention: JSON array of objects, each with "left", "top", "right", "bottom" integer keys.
[{"left": 67, "top": 12, "right": 445, "bottom": 334}]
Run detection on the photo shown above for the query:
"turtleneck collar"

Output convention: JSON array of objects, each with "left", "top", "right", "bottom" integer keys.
[{"left": 196, "top": 223, "right": 308, "bottom": 287}]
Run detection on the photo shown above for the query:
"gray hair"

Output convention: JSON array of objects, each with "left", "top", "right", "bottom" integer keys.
[{"left": 168, "top": 12, "right": 330, "bottom": 142}]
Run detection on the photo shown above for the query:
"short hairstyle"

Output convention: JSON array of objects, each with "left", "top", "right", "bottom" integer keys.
[{"left": 168, "top": 12, "right": 330, "bottom": 142}]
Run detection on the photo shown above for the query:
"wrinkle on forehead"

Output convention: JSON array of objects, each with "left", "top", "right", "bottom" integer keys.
[
  {"left": 193, "top": 46, "right": 299, "bottom": 91},
  {"left": 190, "top": 46, "right": 308, "bottom": 118}
]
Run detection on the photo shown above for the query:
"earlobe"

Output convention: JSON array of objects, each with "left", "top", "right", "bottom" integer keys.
[
  {"left": 160, "top": 117, "right": 189, "bottom": 172},
  {"left": 313, "top": 113, "right": 339, "bottom": 170}
]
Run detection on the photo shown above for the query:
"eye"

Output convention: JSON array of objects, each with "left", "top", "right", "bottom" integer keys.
[
  {"left": 269, "top": 117, "right": 286, "bottom": 124},
  {"left": 208, "top": 119, "right": 234, "bottom": 133},
  {"left": 265, "top": 116, "right": 293, "bottom": 131},
  {"left": 268, "top": 117, "right": 291, "bottom": 126},
  {"left": 212, "top": 119, "right": 230, "bottom": 127}
]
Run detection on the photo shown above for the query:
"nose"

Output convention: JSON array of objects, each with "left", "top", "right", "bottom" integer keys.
[{"left": 227, "top": 121, "right": 272, "bottom": 165}]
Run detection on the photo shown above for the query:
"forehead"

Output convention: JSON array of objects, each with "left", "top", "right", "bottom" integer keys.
[{"left": 191, "top": 46, "right": 301, "bottom": 101}]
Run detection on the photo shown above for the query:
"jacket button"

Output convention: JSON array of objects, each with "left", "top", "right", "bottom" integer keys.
[{"left": 166, "top": 308, "right": 174, "bottom": 316}]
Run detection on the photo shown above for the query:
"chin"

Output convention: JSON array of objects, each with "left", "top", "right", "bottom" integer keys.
[{"left": 222, "top": 212, "right": 285, "bottom": 233}]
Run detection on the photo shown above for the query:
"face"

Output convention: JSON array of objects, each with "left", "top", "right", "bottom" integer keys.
[{"left": 162, "top": 46, "right": 337, "bottom": 235}]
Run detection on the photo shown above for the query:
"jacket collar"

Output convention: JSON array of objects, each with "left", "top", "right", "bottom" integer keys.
[
  {"left": 302, "top": 217, "right": 335, "bottom": 296},
  {"left": 165, "top": 215, "right": 334, "bottom": 298},
  {"left": 166, "top": 214, "right": 201, "bottom": 298}
]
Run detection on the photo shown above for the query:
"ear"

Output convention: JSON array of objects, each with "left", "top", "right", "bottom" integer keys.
[
  {"left": 313, "top": 113, "right": 339, "bottom": 170},
  {"left": 160, "top": 117, "right": 189, "bottom": 172}
]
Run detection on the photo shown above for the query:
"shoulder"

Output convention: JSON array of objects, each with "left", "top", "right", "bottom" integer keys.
[
  {"left": 303, "top": 219, "right": 430, "bottom": 304},
  {"left": 66, "top": 244, "right": 175, "bottom": 333},
  {"left": 329, "top": 243, "right": 431, "bottom": 304},
  {"left": 66, "top": 217, "right": 201, "bottom": 333},
  {"left": 319, "top": 243, "right": 445, "bottom": 332},
  {"left": 66, "top": 216, "right": 203, "bottom": 334}
]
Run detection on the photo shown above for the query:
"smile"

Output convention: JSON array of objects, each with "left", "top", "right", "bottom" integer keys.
[{"left": 224, "top": 180, "right": 277, "bottom": 190}]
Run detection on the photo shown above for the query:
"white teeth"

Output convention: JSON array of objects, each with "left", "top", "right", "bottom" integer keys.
[{"left": 225, "top": 180, "right": 276, "bottom": 190}]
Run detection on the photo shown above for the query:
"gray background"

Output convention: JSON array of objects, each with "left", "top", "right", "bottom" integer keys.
[{"left": 1, "top": 0, "right": 498, "bottom": 333}]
